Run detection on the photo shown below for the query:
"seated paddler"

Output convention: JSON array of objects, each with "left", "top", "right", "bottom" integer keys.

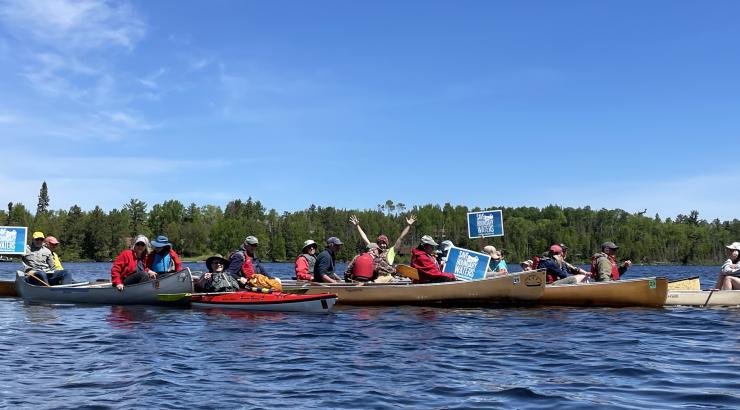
[
  {"left": 539, "top": 244, "right": 587, "bottom": 285},
  {"left": 345, "top": 243, "right": 381, "bottom": 283},
  {"left": 146, "top": 235, "right": 183, "bottom": 274},
  {"left": 21, "top": 231, "right": 74, "bottom": 285},
  {"left": 111, "top": 235, "right": 155, "bottom": 291},
  {"left": 195, "top": 254, "right": 240, "bottom": 293},
  {"left": 226, "top": 235, "right": 282, "bottom": 291},
  {"left": 411, "top": 235, "right": 456, "bottom": 283}
]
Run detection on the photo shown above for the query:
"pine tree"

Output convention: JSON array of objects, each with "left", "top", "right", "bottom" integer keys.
[{"left": 37, "top": 181, "right": 50, "bottom": 215}]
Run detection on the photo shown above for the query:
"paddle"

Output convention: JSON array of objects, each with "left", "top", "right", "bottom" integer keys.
[
  {"left": 26, "top": 271, "right": 50, "bottom": 287},
  {"left": 396, "top": 265, "right": 420, "bottom": 281},
  {"left": 667, "top": 276, "right": 701, "bottom": 291},
  {"left": 702, "top": 289, "right": 715, "bottom": 307}
]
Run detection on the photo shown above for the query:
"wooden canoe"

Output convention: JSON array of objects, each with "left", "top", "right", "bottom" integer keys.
[
  {"left": 667, "top": 276, "right": 701, "bottom": 291},
  {"left": 665, "top": 290, "right": 740, "bottom": 307},
  {"left": 282, "top": 270, "right": 545, "bottom": 306},
  {"left": 15, "top": 269, "right": 193, "bottom": 305},
  {"left": 538, "top": 277, "right": 668, "bottom": 307},
  {"left": 0, "top": 279, "right": 16, "bottom": 297}
]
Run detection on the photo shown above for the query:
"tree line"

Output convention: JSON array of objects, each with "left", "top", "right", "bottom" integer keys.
[{"left": 3, "top": 182, "right": 739, "bottom": 264}]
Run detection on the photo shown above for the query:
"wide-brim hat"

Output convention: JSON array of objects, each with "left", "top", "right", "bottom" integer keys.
[
  {"left": 151, "top": 235, "right": 171, "bottom": 248},
  {"left": 302, "top": 239, "right": 317, "bottom": 252},
  {"left": 420, "top": 235, "right": 438, "bottom": 247},
  {"left": 206, "top": 254, "right": 229, "bottom": 271},
  {"left": 725, "top": 242, "right": 740, "bottom": 251}
]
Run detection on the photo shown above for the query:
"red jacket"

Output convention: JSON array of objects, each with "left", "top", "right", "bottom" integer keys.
[
  {"left": 295, "top": 255, "right": 312, "bottom": 281},
  {"left": 411, "top": 248, "right": 455, "bottom": 283},
  {"left": 111, "top": 249, "right": 149, "bottom": 286},
  {"left": 145, "top": 249, "right": 182, "bottom": 274}
]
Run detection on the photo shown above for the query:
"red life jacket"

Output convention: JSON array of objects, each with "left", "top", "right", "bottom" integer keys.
[
  {"left": 590, "top": 253, "right": 619, "bottom": 281},
  {"left": 532, "top": 256, "right": 540, "bottom": 270},
  {"left": 350, "top": 253, "right": 375, "bottom": 280},
  {"left": 240, "top": 251, "right": 255, "bottom": 279}
]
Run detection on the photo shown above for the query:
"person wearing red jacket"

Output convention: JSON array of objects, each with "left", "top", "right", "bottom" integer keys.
[
  {"left": 411, "top": 235, "right": 455, "bottom": 283},
  {"left": 294, "top": 239, "right": 318, "bottom": 281},
  {"left": 146, "top": 235, "right": 183, "bottom": 274},
  {"left": 110, "top": 234, "right": 155, "bottom": 291}
]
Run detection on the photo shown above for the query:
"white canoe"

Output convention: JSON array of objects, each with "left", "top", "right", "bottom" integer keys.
[
  {"left": 15, "top": 269, "right": 193, "bottom": 305},
  {"left": 665, "top": 290, "right": 740, "bottom": 307}
]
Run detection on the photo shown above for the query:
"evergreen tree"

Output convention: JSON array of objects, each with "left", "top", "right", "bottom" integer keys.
[
  {"left": 123, "top": 198, "right": 148, "bottom": 237},
  {"left": 37, "top": 181, "right": 50, "bottom": 215}
]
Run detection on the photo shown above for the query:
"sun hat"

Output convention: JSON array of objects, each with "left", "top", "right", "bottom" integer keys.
[
  {"left": 482, "top": 245, "right": 496, "bottom": 256},
  {"left": 327, "top": 237, "right": 343, "bottom": 246},
  {"left": 245, "top": 236, "right": 259, "bottom": 245},
  {"left": 130, "top": 235, "right": 150, "bottom": 250},
  {"left": 420, "top": 235, "right": 438, "bottom": 246},
  {"left": 601, "top": 241, "right": 619, "bottom": 250},
  {"left": 32, "top": 231, "right": 45, "bottom": 239},
  {"left": 520, "top": 259, "right": 533, "bottom": 267},
  {"left": 549, "top": 244, "right": 563, "bottom": 255},
  {"left": 205, "top": 254, "right": 229, "bottom": 271},
  {"left": 302, "top": 239, "right": 317, "bottom": 252},
  {"left": 725, "top": 242, "right": 740, "bottom": 251},
  {"left": 150, "top": 235, "right": 171, "bottom": 248},
  {"left": 440, "top": 240, "right": 454, "bottom": 251},
  {"left": 45, "top": 236, "right": 59, "bottom": 245}
]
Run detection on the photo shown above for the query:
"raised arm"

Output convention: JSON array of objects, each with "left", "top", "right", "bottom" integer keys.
[
  {"left": 393, "top": 214, "right": 416, "bottom": 250},
  {"left": 349, "top": 215, "right": 371, "bottom": 245}
]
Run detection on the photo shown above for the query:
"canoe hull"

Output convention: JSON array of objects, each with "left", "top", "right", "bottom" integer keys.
[
  {"left": 192, "top": 291, "right": 337, "bottom": 313},
  {"left": 539, "top": 277, "right": 668, "bottom": 307},
  {"left": 283, "top": 271, "right": 545, "bottom": 306},
  {"left": 15, "top": 270, "right": 193, "bottom": 305},
  {"left": 665, "top": 290, "right": 740, "bottom": 307}
]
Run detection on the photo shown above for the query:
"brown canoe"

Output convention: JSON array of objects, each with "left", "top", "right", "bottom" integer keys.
[
  {"left": 283, "top": 270, "right": 545, "bottom": 307},
  {"left": 538, "top": 277, "right": 668, "bottom": 308}
]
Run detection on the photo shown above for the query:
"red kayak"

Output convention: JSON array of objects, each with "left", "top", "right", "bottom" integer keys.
[{"left": 191, "top": 290, "right": 337, "bottom": 313}]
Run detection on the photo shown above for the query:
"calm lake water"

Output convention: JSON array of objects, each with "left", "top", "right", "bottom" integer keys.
[{"left": 1, "top": 262, "right": 739, "bottom": 409}]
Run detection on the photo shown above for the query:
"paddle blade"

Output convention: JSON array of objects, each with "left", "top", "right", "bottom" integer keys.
[
  {"left": 396, "top": 265, "right": 420, "bottom": 281},
  {"left": 157, "top": 293, "right": 191, "bottom": 302}
]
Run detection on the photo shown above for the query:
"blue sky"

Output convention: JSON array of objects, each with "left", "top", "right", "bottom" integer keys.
[{"left": 1, "top": 0, "right": 738, "bottom": 221}]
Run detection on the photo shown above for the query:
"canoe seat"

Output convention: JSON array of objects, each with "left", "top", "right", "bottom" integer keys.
[{"left": 396, "top": 265, "right": 420, "bottom": 281}]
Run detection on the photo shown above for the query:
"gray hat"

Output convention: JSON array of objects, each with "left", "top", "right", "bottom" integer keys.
[
  {"left": 725, "top": 242, "right": 740, "bottom": 251},
  {"left": 420, "top": 235, "right": 438, "bottom": 247},
  {"left": 366, "top": 242, "right": 379, "bottom": 251},
  {"left": 302, "top": 239, "right": 317, "bottom": 251},
  {"left": 601, "top": 241, "right": 619, "bottom": 250},
  {"left": 327, "top": 237, "right": 343, "bottom": 246},
  {"left": 245, "top": 236, "right": 259, "bottom": 245}
]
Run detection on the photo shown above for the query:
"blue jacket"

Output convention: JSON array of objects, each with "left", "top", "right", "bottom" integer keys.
[{"left": 539, "top": 257, "right": 570, "bottom": 284}]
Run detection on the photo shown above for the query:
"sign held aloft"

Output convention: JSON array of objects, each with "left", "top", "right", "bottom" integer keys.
[
  {"left": 467, "top": 210, "right": 504, "bottom": 238},
  {"left": 0, "top": 226, "right": 28, "bottom": 255},
  {"left": 442, "top": 246, "right": 491, "bottom": 281}
]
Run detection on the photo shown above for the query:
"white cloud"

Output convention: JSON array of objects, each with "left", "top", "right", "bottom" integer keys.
[
  {"left": 137, "top": 67, "right": 167, "bottom": 89},
  {"left": 0, "top": 0, "right": 145, "bottom": 52}
]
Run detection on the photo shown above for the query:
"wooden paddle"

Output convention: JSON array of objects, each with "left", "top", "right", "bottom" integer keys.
[
  {"left": 27, "top": 271, "right": 50, "bottom": 287},
  {"left": 396, "top": 265, "right": 420, "bottom": 281}
]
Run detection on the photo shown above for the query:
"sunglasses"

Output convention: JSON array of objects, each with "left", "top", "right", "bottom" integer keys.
[{"left": 135, "top": 242, "right": 146, "bottom": 247}]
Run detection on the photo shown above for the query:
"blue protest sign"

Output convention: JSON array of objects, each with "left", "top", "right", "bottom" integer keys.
[
  {"left": 0, "top": 226, "right": 28, "bottom": 255},
  {"left": 467, "top": 210, "right": 504, "bottom": 238},
  {"left": 442, "top": 246, "right": 491, "bottom": 281}
]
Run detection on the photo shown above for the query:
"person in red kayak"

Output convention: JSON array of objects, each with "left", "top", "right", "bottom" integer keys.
[{"left": 411, "top": 235, "right": 455, "bottom": 283}]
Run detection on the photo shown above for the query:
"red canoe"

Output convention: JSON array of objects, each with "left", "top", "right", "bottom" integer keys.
[{"left": 191, "top": 291, "right": 337, "bottom": 313}]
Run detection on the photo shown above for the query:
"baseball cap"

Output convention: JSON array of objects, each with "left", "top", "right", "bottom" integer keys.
[
  {"left": 245, "top": 236, "right": 259, "bottom": 245},
  {"left": 32, "top": 231, "right": 45, "bottom": 239},
  {"left": 327, "top": 237, "right": 343, "bottom": 246},
  {"left": 601, "top": 241, "right": 619, "bottom": 250}
]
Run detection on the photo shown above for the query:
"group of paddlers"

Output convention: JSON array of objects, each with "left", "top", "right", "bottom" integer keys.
[{"left": 20, "top": 222, "right": 740, "bottom": 292}]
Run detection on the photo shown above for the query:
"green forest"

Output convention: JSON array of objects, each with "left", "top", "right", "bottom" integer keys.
[{"left": 4, "top": 182, "right": 739, "bottom": 265}]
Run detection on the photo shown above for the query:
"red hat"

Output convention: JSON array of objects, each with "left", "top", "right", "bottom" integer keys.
[
  {"left": 548, "top": 244, "right": 563, "bottom": 255},
  {"left": 376, "top": 235, "right": 389, "bottom": 245},
  {"left": 45, "top": 236, "right": 60, "bottom": 245}
]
